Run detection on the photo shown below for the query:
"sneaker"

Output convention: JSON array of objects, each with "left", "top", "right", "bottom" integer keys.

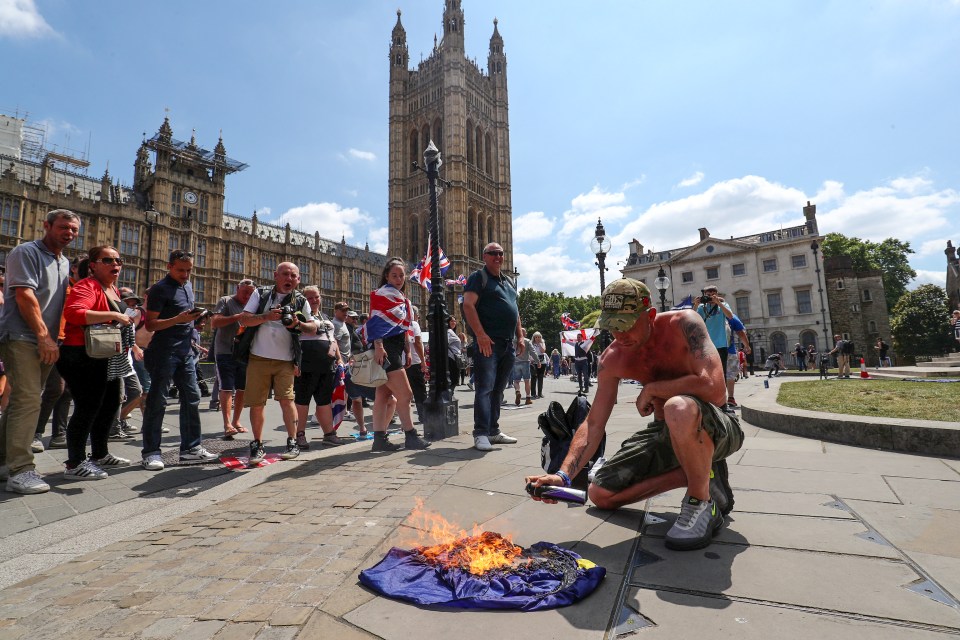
[
  {"left": 515, "top": 390, "right": 521, "bottom": 406},
  {"left": 665, "top": 495, "right": 723, "bottom": 551},
  {"left": 710, "top": 460, "right": 735, "bottom": 515},
  {"left": 343, "top": 411, "right": 355, "bottom": 422},
  {"left": 404, "top": 429, "right": 431, "bottom": 450},
  {"left": 489, "top": 432, "right": 518, "bottom": 444},
  {"left": 322, "top": 433, "right": 350, "bottom": 447},
  {"left": 295, "top": 431, "right": 310, "bottom": 449},
  {"left": 31, "top": 437, "right": 44, "bottom": 453},
  {"left": 372, "top": 432, "right": 402, "bottom": 452},
  {"left": 587, "top": 456, "right": 607, "bottom": 484},
  {"left": 142, "top": 454, "right": 164, "bottom": 471},
  {"left": 108, "top": 425, "right": 133, "bottom": 441},
  {"left": 6, "top": 469, "right": 50, "bottom": 494},
  {"left": 307, "top": 415, "right": 319, "bottom": 426},
  {"left": 281, "top": 438, "right": 300, "bottom": 460},
  {"left": 474, "top": 435, "right": 493, "bottom": 451},
  {"left": 727, "top": 397, "right": 738, "bottom": 407},
  {"left": 249, "top": 441, "right": 265, "bottom": 464},
  {"left": 48, "top": 434, "right": 67, "bottom": 449},
  {"left": 208, "top": 403, "right": 220, "bottom": 412},
  {"left": 161, "top": 426, "right": 170, "bottom": 433},
  {"left": 94, "top": 453, "right": 131, "bottom": 467},
  {"left": 64, "top": 459, "right": 108, "bottom": 480},
  {"left": 467, "top": 383, "right": 474, "bottom": 390},
  {"left": 180, "top": 445, "right": 217, "bottom": 462}
]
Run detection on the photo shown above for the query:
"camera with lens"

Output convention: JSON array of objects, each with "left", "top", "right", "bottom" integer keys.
[
  {"left": 280, "top": 305, "right": 297, "bottom": 327},
  {"left": 699, "top": 289, "right": 712, "bottom": 304}
]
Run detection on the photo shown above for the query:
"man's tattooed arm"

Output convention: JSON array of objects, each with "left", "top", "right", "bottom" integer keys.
[{"left": 681, "top": 315, "right": 711, "bottom": 360}]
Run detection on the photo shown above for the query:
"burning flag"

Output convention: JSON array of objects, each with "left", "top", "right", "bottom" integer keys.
[{"left": 358, "top": 502, "right": 605, "bottom": 610}]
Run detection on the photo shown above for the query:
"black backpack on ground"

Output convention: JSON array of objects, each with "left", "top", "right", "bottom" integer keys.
[{"left": 538, "top": 395, "right": 606, "bottom": 490}]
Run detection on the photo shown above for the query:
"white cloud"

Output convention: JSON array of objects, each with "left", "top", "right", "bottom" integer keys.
[
  {"left": 256, "top": 206, "right": 272, "bottom": 218},
  {"left": 513, "top": 211, "right": 555, "bottom": 242},
  {"left": 558, "top": 185, "right": 633, "bottom": 243},
  {"left": 274, "top": 201, "right": 385, "bottom": 250},
  {"left": 621, "top": 176, "right": 646, "bottom": 191},
  {"left": 515, "top": 246, "right": 604, "bottom": 297},
  {"left": 911, "top": 270, "right": 946, "bottom": 288},
  {"left": 677, "top": 171, "right": 704, "bottom": 188},
  {"left": 917, "top": 238, "right": 949, "bottom": 258},
  {"left": 348, "top": 148, "right": 376, "bottom": 162},
  {"left": 0, "top": 0, "right": 54, "bottom": 38}
]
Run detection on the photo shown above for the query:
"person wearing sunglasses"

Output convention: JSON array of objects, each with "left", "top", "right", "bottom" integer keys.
[
  {"left": 462, "top": 242, "right": 523, "bottom": 452},
  {"left": 57, "top": 246, "right": 135, "bottom": 479}
]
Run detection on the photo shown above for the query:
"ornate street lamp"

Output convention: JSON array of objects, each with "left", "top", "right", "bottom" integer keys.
[
  {"left": 412, "top": 141, "right": 457, "bottom": 439},
  {"left": 654, "top": 265, "right": 670, "bottom": 312},
  {"left": 143, "top": 204, "right": 159, "bottom": 292},
  {"left": 810, "top": 239, "right": 830, "bottom": 352},
  {"left": 590, "top": 218, "right": 612, "bottom": 350}
]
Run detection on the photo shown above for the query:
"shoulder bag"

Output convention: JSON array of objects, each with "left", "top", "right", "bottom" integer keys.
[
  {"left": 84, "top": 292, "right": 124, "bottom": 359},
  {"left": 349, "top": 349, "right": 388, "bottom": 387}
]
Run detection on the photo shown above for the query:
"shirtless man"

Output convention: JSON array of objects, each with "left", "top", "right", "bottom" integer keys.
[{"left": 525, "top": 279, "right": 743, "bottom": 551}]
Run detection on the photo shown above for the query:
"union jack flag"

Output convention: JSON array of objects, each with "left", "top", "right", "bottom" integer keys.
[
  {"left": 411, "top": 237, "right": 451, "bottom": 290},
  {"left": 444, "top": 274, "right": 467, "bottom": 287},
  {"left": 331, "top": 365, "right": 347, "bottom": 430},
  {"left": 561, "top": 312, "right": 581, "bottom": 330},
  {"left": 362, "top": 283, "right": 411, "bottom": 342}
]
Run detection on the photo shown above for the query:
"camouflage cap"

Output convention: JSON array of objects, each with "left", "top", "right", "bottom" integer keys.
[{"left": 597, "top": 278, "right": 653, "bottom": 332}]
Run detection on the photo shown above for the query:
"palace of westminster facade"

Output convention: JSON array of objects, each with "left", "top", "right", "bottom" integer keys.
[{"left": 0, "top": 0, "right": 513, "bottom": 316}]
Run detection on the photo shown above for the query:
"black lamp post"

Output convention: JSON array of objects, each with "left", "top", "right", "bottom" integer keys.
[
  {"left": 412, "top": 141, "right": 457, "bottom": 440},
  {"left": 143, "top": 204, "right": 159, "bottom": 292},
  {"left": 590, "top": 218, "right": 611, "bottom": 349},
  {"left": 654, "top": 264, "right": 671, "bottom": 312},
  {"left": 810, "top": 239, "right": 830, "bottom": 352}
]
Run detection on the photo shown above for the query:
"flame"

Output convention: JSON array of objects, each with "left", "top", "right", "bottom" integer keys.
[{"left": 405, "top": 499, "right": 523, "bottom": 575}]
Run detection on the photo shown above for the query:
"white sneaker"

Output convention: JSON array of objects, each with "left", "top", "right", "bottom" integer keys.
[
  {"left": 142, "top": 454, "right": 164, "bottom": 471},
  {"left": 64, "top": 459, "right": 108, "bottom": 480},
  {"left": 307, "top": 415, "right": 319, "bottom": 426},
  {"left": 95, "top": 453, "right": 131, "bottom": 467},
  {"left": 6, "top": 469, "right": 50, "bottom": 494},
  {"left": 489, "top": 432, "right": 518, "bottom": 444},
  {"left": 180, "top": 446, "right": 217, "bottom": 462},
  {"left": 474, "top": 435, "right": 493, "bottom": 451}
]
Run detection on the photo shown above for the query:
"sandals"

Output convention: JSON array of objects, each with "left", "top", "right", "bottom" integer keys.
[
  {"left": 223, "top": 427, "right": 239, "bottom": 440},
  {"left": 234, "top": 426, "right": 248, "bottom": 433}
]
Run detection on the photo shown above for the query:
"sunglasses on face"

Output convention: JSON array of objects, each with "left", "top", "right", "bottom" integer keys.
[
  {"left": 485, "top": 251, "right": 504, "bottom": 256},
  {"left": 96, "top": 257, "right": 124, "bottom": 266}
]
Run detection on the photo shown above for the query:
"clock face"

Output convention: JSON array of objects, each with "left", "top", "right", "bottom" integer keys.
[{"left": 183, "top": 191, "right": 198, "bottom": 205}]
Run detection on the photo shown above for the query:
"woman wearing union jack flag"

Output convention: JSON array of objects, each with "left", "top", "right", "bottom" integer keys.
[{"left": 364, "top": 258, "right": 430, "bottom": 452}]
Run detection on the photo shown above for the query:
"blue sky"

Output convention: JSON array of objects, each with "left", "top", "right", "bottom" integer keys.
[{"left": 2, "top": 0, "right": 958, "bottom": 296}]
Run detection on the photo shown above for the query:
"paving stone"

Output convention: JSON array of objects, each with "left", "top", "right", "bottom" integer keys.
[
  {"left": 268, "top": 605, "right": 313, "bottom": 626},
  {"left": 176, "top": 619, "right": 227, "bottom": 640},
  {"left": 254, "top": 626, "right": 298, "bottom": 640},
  {"left": 299, "top": 610, "right": 382, "bottom": 640},
  {"left": 198, "top": 600, "right": 246, "bottom": 621},
  {"left": 232, "top": 602, "right": 278, "bottom": 622}
]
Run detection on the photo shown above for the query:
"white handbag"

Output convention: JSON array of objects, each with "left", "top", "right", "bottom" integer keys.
[{"left": 349, "top": 350, "right": 389, "bottom": 387}]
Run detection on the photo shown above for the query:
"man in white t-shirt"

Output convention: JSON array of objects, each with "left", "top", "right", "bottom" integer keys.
[
  {"left": 404, "top": 306, "right": 427, "bottom": 422},
  {"left": 239, "top": 262, "right": 318, "bottom": 463}
]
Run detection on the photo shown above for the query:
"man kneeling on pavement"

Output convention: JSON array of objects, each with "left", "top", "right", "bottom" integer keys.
[{"left": 526, "top": 279, "right": 742, "bottom": 551}]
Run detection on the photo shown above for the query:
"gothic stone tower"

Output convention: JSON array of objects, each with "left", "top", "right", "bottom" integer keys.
[{"left": 387, "top": 1, "right": 513, "bottom": 287}]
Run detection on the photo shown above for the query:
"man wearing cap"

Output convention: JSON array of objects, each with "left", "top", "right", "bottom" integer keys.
[
  {"left": 526, "top": 278, "right": 743, "bottom": 552},
  {"left": 211, "top": 279, "right": 256, "bottom": 438}
]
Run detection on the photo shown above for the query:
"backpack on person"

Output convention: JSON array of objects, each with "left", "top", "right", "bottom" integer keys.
[
  {"left": 537, "top": 396, "right": 606, "bottom": 490},
  {"left": 842, "top": 340, "right": 855, "bottom": 356}
]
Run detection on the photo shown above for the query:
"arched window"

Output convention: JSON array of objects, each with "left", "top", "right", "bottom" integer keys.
[
  {"left": 477, "top": 215, "right": 485, "bottom": 256},
  {"left": 485, "top": 133, "right": 493, "bottom": 175},
  {"left": 770, "top": 332, "right": 787, "bottom": 357},
  {"left": 466, "top": 121, "right": 474, "bottom": 164},
  {"left": 475, "top": 126, "right": 483, "bottom": 172},
  {"left": 868, "top": 320, "right": 877, "bottom": 333},
  {"left": 433, "top": 118, "right": 443, "bottom": 152},
  {"left": 409, "top": 129, "right": 419, "bottom": 172},
  {"left": 467, "top": 208, "right": 476, "bottom": 257},
  {"left": 411, "top": 216, "right": 420, "bottom": 262},
  {"left": 799, "top": 330, "right": 819, "bottom": 352}
]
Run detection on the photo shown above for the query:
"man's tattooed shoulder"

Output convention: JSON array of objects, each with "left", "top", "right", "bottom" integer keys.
[{"left": 680, "top": 315, "right": 709, "bottom": 359}]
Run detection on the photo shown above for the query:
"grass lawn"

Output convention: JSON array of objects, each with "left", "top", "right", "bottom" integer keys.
[{"left": 777, "top": 380, "right": 960, "bottom": 422}]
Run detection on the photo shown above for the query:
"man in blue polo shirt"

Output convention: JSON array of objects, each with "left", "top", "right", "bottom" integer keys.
[
  {"left": 463, "top": 242, "right": 524, "bottom": 452},
  {"left": 141, "top": 250, "right": 215, "bottom": 470}
]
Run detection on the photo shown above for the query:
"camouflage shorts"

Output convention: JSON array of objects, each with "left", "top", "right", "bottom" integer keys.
[{"left": 591, "top": 395, "right": 744, "bottom": 492}]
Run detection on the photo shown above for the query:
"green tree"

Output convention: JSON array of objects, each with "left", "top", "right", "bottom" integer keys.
[
  {"left": 820, "top": 233, "right": 916, "bottom": 311},
  {"left": 517, "top": 288, "right": 599, "bottom": 351},
  {"left": 889, "top": 284, "right": 953, "bottom": 358}
]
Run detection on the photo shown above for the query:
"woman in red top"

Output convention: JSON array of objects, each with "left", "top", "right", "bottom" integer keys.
[{"left": 56, "top": 246, "right": 133, "bottom": 479}]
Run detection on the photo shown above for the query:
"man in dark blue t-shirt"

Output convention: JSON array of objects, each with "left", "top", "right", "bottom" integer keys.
[
  {"left": 463, "top": 242, "right": 524, "bottom": 452},
  {"left": 141, "top": 250, "right": 215, "bottom": 470}
]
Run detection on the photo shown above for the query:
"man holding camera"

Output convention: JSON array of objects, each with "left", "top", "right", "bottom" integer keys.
[
  {"left": 239, "top": 262, "right": 317, "bottom": 462},
  {"left": 141, "top": 250, "right": 217, "bottom": 470},
  {"left": 696, "top": 287, "right": 734, "bottom": 396}
]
